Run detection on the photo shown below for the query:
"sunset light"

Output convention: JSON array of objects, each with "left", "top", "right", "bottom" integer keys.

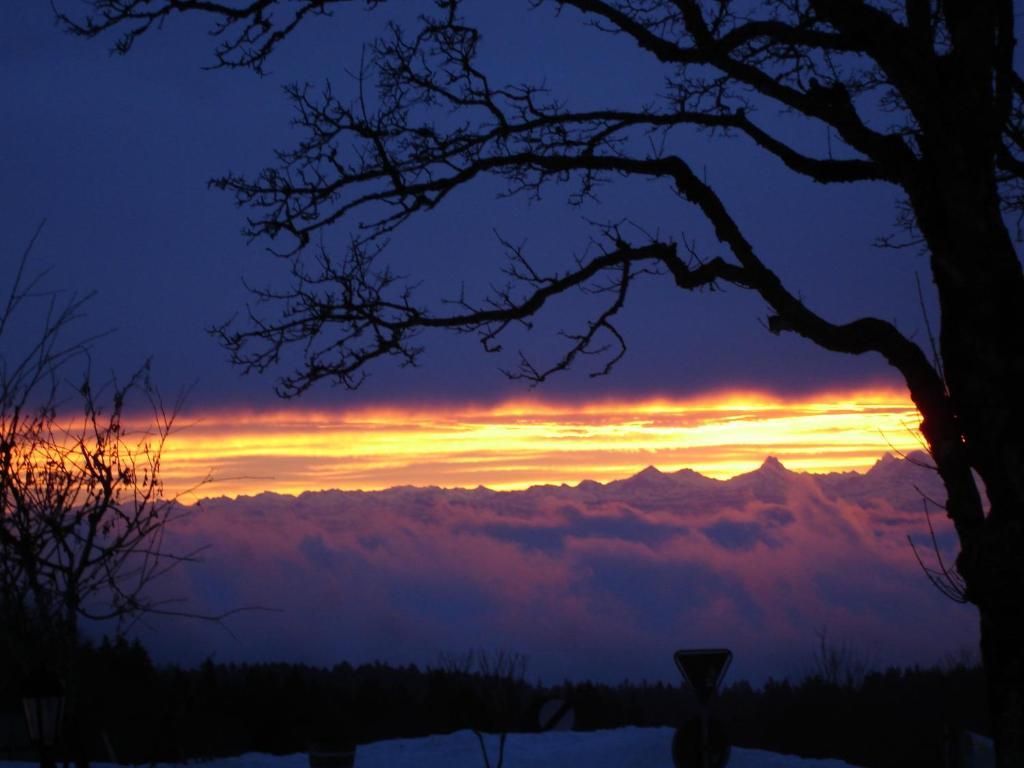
[{"left": 150, "top": 388, "right": 924, "bottom": 501}]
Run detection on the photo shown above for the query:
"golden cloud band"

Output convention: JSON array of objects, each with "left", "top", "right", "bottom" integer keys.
[{"left": 138, "top": 388, "right": 922, "bottom": 502}]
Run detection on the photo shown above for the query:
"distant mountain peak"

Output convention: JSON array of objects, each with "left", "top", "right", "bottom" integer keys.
[
  {"left": 759, "top": 456, "right": 788, "bottom": 472},
  {"left": 871, "top": 452, "right": 901, "bottom": 468},
  {"left": 866, "top": 450, "right": 933, "bottom": 477},
  {"left": 728, "top": 455, "right": 793, "bottom": 486},
  {"left": 604, "top": 464, "right": 676, "bottom": 492},
  {"left": 670, "top": 467, "right": 708, "bottom": 480}
]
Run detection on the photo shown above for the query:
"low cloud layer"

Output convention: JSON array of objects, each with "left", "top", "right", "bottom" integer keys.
[{"left": 138, "top": 453, "right": 977, "bottom": 684}]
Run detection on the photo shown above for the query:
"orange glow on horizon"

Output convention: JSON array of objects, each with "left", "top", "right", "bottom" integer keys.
[{"left": 126, "top": 387, "right": 925, "bottom": 503}]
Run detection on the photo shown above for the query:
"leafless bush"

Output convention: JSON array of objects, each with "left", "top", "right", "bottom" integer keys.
[
  {"left": 437, "top": 650, "right": 529, "bottom": 768},
  {"left": 809, "top": 627, "right": 875, "bottom": 691},
  {"left": 0, "top": 225, "right": 220, "bottom": 675}
]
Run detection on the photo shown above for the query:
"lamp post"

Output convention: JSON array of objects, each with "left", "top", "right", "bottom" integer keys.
[{"left": 21, "top": 667, "right": 65, "bottom": 768}]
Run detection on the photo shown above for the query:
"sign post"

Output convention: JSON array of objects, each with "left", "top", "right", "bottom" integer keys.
[
  {"left": 537, "top": 698, "right": 575, "bottom": 732},
  {"left": 671, "top": 649, "right": 732, "bottom": 768}
]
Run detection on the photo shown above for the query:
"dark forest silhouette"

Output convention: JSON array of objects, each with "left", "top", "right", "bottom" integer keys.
[{"left": 0, "top": 638, "right": 990, "bottom": 768}]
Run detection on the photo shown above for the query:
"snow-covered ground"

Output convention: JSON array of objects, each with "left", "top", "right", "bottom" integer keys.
[{"left": 6, "top": 727, "right": 859, "bottom": 767}]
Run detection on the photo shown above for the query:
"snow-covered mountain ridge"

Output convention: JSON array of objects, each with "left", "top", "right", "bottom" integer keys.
[{"left": 200, "top": 450, "right": 937, "bottom": 505}]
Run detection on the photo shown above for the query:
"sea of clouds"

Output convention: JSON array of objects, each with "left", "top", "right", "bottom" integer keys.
[{"left": 135, "top": 452, "right": 977, "bottom": 684}]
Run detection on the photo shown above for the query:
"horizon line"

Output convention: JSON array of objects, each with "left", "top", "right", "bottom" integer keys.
[
  {"left": 139, "top": 387, "right": 925, "bottom": 503},
  {"left": 182, "top": 448, "right": 931, "bottom": 505}
]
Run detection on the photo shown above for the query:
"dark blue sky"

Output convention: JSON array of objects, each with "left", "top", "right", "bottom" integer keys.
[{"left": 0, "top": 1, "right": 928, "bottom": 411}]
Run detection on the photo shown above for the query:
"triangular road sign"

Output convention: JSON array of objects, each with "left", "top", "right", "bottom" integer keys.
[
  {"left": 674, "top": 648, "right": 732, "bottom": 704},
  {"left": 538, "top": 698, "right": 575, "bottom": 732}
]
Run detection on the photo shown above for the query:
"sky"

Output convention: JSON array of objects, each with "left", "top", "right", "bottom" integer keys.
[
  {"left": 158, "top": 390, "right": 923, "bottom": 499},
  {"left": 0, "top": 1, "right": 931, "bottom": 420},
  {"left": 0, "top": 1, "right": 974, "bottom": 681}
]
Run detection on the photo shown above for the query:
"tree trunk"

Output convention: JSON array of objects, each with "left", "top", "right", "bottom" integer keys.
[
  {"left": 981, "top": 600, "right": 1024, "bottom": 767},
  {"left": 909, "top": 176, "right": 1024, "bottom": 764}
]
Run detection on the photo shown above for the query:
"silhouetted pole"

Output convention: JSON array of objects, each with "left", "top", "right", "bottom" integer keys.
[
  {"left": 21, "top": 667, "right": 64, "bottom": 768},
  {"left": 672, "top": 649, "right": 732, "bottom": 768}
]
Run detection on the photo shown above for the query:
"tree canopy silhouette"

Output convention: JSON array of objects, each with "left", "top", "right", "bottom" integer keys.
[{"left": 56, "top": 1, "right": 1024, "bottom": 763}]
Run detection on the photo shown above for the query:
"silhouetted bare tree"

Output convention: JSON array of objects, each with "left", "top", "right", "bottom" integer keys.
[
  {"left": 56, "top": 1, "right": 1024, "bottom": 762},
  {"left": 438, "top": 650, "right": 528, "bottom": 768},
  {"left": 0, "top": 226, "right": 205, "bottom": 678}
]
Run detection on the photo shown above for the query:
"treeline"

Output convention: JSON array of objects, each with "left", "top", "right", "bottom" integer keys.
[{"left": 0, "top": 637, "right": 988, "bottom": 768}]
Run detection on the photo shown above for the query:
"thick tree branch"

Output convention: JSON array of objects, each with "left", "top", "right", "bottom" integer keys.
[
  {"left": 214, "top": 234, "right": 747, "bottom": 395},
  {"left": 558, "top": 0, "right": 920, "bottom": 174}
]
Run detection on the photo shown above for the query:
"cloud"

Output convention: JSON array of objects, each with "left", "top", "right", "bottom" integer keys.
[
  {"left": 133, "top": 452, "right": 977, "bottom": 685},
  {"left": 701, "top": 520, "right": 779, "bottom": 551},
  {"left": 148, "top": 389, "right": 923, "bottom": 499}
]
